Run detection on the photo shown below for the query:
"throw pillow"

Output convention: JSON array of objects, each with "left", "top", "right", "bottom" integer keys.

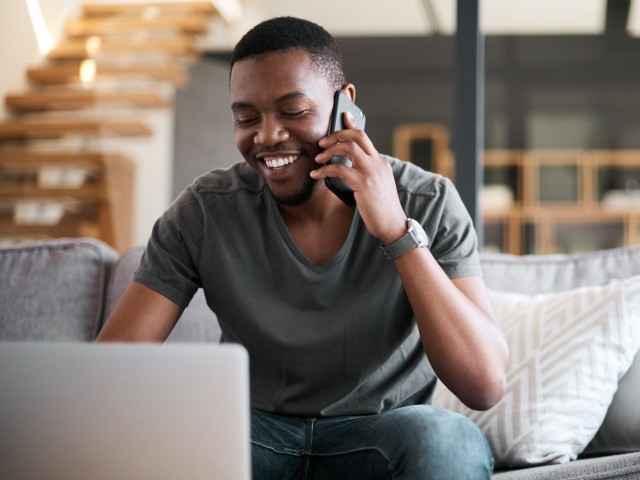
[{"left": 431, "top": 276, "right": 640, "bottom": 468}]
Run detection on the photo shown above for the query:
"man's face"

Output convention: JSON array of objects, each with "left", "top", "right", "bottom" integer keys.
[{"left": 229, "top": 49, "right": 335, "bottom": 205}]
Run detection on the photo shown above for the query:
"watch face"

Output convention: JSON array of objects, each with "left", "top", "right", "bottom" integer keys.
[{"left": 408, "top": 219, "right": 428, "bottom": 247}]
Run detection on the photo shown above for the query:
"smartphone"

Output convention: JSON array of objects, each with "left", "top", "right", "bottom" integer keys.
[{"left": 324, "top": 90, "right": 366, "bottom": 207}]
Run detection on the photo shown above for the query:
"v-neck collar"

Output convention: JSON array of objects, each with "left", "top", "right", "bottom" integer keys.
[{"left": 265, "top": 188, "right": 360, "bottom": 273}]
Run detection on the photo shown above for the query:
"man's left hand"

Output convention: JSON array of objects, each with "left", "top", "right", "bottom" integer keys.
[{"left": 311, "top": 112, "right": 407, "bottom": 245}]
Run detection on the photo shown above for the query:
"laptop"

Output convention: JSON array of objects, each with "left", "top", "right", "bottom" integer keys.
[{"left": 0, "top": 342, "right": 251, "bottom": 480}]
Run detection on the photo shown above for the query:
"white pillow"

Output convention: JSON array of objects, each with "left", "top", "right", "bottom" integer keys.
[{"left": 431, "top": 276, "right": 640, "bottom": 468}]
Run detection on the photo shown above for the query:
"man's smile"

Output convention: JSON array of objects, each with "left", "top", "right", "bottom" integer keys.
[{"left": 256, "top": 151, "right": 301, "bottom": 170}]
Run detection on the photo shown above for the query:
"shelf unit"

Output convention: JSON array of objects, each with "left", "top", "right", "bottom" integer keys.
[{"left": 393, "top": 123, "right": 640, "bottom": 255}]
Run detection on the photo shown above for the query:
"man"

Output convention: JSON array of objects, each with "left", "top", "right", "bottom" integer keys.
[{"left": 98, "top": 16, "right": 509, "bottom": 479}]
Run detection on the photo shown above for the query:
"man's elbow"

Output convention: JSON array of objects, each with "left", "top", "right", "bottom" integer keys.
[{"left": 461, "top": 373, "right": 507, "bottom": 411}]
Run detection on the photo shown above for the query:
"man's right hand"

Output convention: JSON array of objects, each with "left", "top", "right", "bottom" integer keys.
[{"left": 96, "top": 282, "right": 181, "bottom": 342}]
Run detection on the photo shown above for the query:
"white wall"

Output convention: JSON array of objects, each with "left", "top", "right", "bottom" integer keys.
[
  {"left": 0, "top": 2, "right": 41, "bottom": 118},
  {"left": 0, "top": 0, "right": 174, "bottom": 246}
]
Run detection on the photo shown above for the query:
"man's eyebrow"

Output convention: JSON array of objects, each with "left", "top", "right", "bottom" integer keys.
[
  {"left": 275, "top": 92, "right": 308, "bottom": 103},
  {"left": 231, "top": 92, "right": 309, "bottom": 112}
]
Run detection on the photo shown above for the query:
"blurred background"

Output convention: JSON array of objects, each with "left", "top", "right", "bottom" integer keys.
[{"left": 1, "top": 0, "right": 639, "bottom": 255}]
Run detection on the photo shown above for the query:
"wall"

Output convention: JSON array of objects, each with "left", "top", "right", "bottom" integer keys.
[
  {"left": 172, "top": 61, "right": 239, "bottom": 198},
  {"left": 0, "top": 2, "right": 42, "bottom": 118},
  {"left": 173, "top": 34, "right": 640, "bottom": 195}
]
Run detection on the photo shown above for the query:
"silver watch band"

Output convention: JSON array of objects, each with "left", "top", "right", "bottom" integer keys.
[{"left": 381, "top": 218, "right": 429, "bottom": 260}]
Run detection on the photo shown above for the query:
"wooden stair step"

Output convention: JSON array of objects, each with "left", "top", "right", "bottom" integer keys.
[
  {"left": 0, "top": 119, "right": 152, "bottom": 140},
  {"left": 6, "top": 90, "right": 171, "bottom": 113},
  {"left": 0, "top": 150, "right": 125, "bottom": 168},
  {"left": 82, "top": 2, "right": 217, "bottom": 17},
  {"left": 48, "top": 37, "right": 197, "bottom": 60},
  {"left": 0, "top": 220, "right": 98, "bottom": 236},
  {"left": 65, "top": 16, "right": 209, "bottom": 37},
  {"left": 27, "top": 63, "right": 187, "bottom": 86},
  {"left": 0, "top": 185, "right": 104, "bottom": 200}
]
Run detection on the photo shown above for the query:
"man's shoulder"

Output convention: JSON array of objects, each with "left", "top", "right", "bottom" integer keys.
[
  {"left": 383, "top": 155, "right": 449, "bottom": 198},
  {"left": 190, "top": 162, "right": 264, "bottom": 196}
]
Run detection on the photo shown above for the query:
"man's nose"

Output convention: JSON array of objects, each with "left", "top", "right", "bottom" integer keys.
[{"left": 254, "top": 115, "right": 289, "bottom": 145}]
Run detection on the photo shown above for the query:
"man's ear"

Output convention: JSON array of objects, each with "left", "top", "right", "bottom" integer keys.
[{"left": 342, "top": 83, "right": 357, "bottom": 103}]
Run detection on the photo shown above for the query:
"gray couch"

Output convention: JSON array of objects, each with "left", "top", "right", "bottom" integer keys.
[{"left": 1, "top": 238, "right": 639, "bottom": 479}]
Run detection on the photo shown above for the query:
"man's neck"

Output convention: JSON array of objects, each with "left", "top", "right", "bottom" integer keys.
[{"left": 278, "top": 183, "right": 353, "bottom": 225}]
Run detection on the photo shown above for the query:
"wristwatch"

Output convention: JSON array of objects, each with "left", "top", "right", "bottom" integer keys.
[{"left": 381, "top": 218, "right": 430, "bottom": 260}]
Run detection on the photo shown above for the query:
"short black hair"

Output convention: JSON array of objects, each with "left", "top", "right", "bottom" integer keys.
[{"left": 230, "top": 16, "right": 346, "bottom": 89}]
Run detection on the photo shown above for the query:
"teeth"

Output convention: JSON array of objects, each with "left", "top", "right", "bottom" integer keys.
[{"left": 264, "top": 155, "right": 299, "bottom": 169}]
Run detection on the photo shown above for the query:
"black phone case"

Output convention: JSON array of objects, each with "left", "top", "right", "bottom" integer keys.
[{"left": 325, "top": 91, "right": 366, "bottom": 207}]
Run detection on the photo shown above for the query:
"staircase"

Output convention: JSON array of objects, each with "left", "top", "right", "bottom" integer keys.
[{"left": 0, "top": 1, "right": 219, "bottom": 252}]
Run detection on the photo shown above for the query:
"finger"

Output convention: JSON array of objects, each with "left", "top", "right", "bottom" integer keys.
[
  {"left": 315, "top": 140, "right": 364, "bottom": 165},
  {"left": 319, "top": 126, "right": 376, "bottom": 156},
  {"left": 309, "top": 163, "right": 360, "bottom": 188}
]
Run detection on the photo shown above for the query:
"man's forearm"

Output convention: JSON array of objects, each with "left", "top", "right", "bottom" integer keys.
[{"left": 394, "top": 247, "right": 509, "bottom": 410}]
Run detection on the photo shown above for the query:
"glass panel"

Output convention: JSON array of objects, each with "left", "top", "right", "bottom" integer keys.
[
  {"left": 539, "top": 165, "right": 578, "bottom": 203},
  {"left": 409, "top": 138, "right": 434, "bottom": 172},
  {"left": 553, "top": 222, "right": 624, "bottom": 253},
  {"left": 482, "top": 221, "right": 505, "bottom": 253}
]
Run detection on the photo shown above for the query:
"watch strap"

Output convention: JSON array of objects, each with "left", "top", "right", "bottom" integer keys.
[{"left": 381, "top": 218, "right": 429, "bottom": 260}]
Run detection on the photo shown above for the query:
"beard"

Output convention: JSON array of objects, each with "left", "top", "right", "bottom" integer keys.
[{"left": 271, "top": 176, "right": 317, "bottom": 206}]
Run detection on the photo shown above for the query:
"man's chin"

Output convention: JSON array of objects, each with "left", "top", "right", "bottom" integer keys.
[{"left": 270, "top": 177, "right": 317, "bottom": 206}]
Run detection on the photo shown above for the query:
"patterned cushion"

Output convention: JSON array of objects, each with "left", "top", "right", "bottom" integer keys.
[{"left": 432, "top": 277, "right": 640, "bottom": 468}]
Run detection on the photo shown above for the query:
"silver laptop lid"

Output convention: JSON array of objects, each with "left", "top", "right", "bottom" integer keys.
[{"left": 0, "top": 342, "right": 250, "bottom": 480}]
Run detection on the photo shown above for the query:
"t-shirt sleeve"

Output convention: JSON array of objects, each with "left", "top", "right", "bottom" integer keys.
[
  {"left": 429, "top": 177, "right": 482, "bottom": 279},
  {"left": 133, "top": 186, "right": 203, "bottom": 309}
]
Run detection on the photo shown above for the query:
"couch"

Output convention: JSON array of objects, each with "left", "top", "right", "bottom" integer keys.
[{"left": 1, "top": 238, "right": 639, "bottom": 479}]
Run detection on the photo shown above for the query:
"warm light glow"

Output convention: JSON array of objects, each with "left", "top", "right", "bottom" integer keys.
[
  {"left": 85, "top": 36, "right": 102, "bottom": 57},
  {"left": 25, "top": 0, "right": 53, "bottom": 55},
  {"left": 143, "top": 6, "right": 160, "bottom": 20},
  {"left": 211, "top": 0, "right": 243, "bottom": 22},
  {"left": 79, "top": 59, "right": 96, "bottom": 85},
  {"left": 629, "top": 0, "right": 640, "bottom": 36}
]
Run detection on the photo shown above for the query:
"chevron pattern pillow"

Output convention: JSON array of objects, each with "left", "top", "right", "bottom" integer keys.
[{"left": 431, "top": 276, "right": 640, "bottom": 468}]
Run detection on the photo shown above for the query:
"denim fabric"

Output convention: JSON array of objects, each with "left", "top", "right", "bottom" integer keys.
[{"left": 252, "top": 404, "right": 494, "bottom": 480}]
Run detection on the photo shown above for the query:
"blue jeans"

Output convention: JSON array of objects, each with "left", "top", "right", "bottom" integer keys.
[{"left": 251, "top": 404, "right": 494, "bottom": 480}]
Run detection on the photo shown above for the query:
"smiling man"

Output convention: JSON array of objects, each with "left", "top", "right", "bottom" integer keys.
[{"left": 98, "top": 16, "right": 508, "bottom": 480}]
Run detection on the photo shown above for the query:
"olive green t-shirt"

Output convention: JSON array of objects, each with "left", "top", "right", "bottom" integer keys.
[{"left": 134, "top": 156, "right": 481, "bottom": 416}]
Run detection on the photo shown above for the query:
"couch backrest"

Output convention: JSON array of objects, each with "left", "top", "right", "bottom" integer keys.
[
  {"left": 0, "top": 239, "right": 117, "bottom": 341},
  {"left": 104, "top": 247, "right": 220, "bottom": 342},
  {"left": 480, "top": 245, "right": 640, "bottom": 294}
]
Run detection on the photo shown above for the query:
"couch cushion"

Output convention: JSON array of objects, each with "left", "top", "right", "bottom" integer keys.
[
  {"left": 0, "top": 238, "right": 117, "bottom": 341},
  {"left": 480, "top": 247, "right": 640, "bottom": 459},
  {"left": 492, "top": 451, "right": 640, "bottom": 479},
  {"left": 433, "top": 278, "right": 640, "bottom": 467},
  {"left": 104, "top": 247, "right": 220, "bottom": 342},
  {"left": 585, "top": 351, "right": 640, "bottom": 456}
]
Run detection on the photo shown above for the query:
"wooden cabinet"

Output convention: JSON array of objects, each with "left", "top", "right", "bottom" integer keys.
[{"left": 393, "top": 123, "right": 640, "bottom": 255}]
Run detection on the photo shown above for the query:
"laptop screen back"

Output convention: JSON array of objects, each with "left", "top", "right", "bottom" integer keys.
[{"left": 0, "top": 342, "right": 250, "bottom": 480}]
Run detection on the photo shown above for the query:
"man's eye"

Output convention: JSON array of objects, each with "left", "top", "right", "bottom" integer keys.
[
  {"left": 282, "top": 110, "right": 308, "bottom": 118},
  {"left": 235, "top": 117, "right": 258, "bottom": 126}
]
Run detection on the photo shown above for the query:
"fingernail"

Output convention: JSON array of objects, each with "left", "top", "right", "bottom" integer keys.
[
  {"left": 346, "top": 112, "right": 354, "bottom": 120},
  {"left": 318, "top": 138, "right": 327, "bottom": 146}
]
